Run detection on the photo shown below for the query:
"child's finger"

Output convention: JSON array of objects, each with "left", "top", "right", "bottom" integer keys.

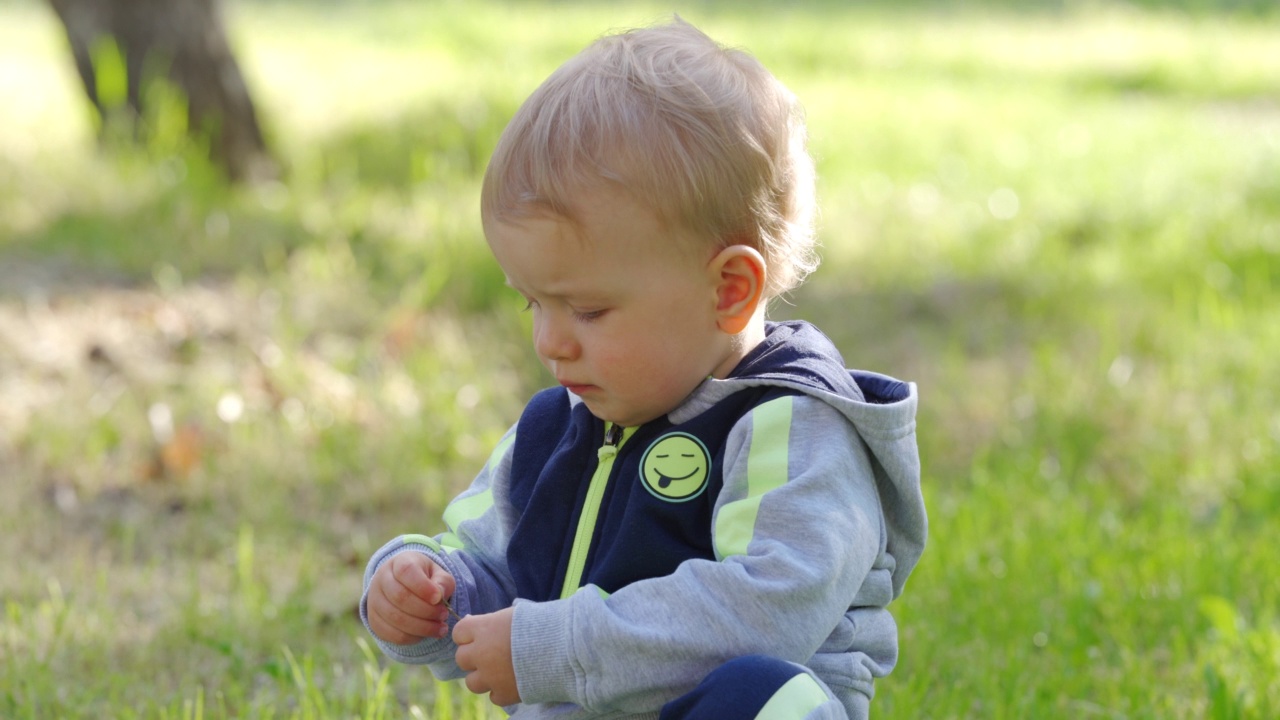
[
  {"left": 425, "top": 560, "right": 457, "bottom": 604},
  {"left": 463, "top": 671, "right": 489, "bottom": 698},
  {"left": 391, "top": 553, "right": 449, "bottom": 605},
  {"left": 379, "top": 561, "right": 449, "bottom": 620},
  {"left": 367, "top": 596, "right": 448, "bottom": 643},
  {"left": 452, "top": 614, "right": 475, "bottom": 646}
]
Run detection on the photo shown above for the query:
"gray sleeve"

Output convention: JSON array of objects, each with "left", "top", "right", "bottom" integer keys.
[{"left": 360, "top": 424, "right": 521, "bottom": 676}]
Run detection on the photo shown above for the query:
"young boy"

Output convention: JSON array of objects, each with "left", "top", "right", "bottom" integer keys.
[{"left": 361, "top": 18, "right": 926, "bottom": 720}]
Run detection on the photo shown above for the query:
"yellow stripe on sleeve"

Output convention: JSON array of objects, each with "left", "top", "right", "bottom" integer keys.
[
  {"left": 439, "top": 431, "right": 515, "bottom": 549},
  {"left": 713, "top": 396, "right": 793, "bottom": 560}
]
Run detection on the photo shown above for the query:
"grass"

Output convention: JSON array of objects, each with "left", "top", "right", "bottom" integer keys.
[{"left": 1, "top": 0, "right": 1278, "bottom": 717}]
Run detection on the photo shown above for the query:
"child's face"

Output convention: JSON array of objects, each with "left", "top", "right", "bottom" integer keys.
[{"left": 486, "top": 188, "right": 735, "bottom": 427}]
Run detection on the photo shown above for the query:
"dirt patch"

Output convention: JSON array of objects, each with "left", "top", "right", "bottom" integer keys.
[{"left": 0, "top": 257, "right": 254, "bottom": 437}]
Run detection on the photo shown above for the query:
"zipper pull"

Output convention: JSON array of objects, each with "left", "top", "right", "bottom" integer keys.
[
  {"left": 599, "top": 423, "right": 623, "bottom": 461},
  {"left": 604, "top": 423, "right": 623, "bottom": 446}
]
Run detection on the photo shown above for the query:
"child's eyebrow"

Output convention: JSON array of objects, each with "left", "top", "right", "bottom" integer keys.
[{"left": 503, "top": 278, "right": 603, "bottom": 303}]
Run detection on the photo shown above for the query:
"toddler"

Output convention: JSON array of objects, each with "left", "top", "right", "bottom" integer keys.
[{"left": 361, "top": 17, "right": 927, "bottom": 720}]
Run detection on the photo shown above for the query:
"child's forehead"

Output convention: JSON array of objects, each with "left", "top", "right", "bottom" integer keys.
[
  {"left": 488, "top": 211, "right": 653, "bottom": 261},
  {"left": 488, "top": 197, "right": 712, "bottom": 294},
  {"left": 488, "top": 186, "right": 687, "bottom": 243}
]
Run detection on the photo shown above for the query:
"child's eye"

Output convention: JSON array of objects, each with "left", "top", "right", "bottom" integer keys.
[
  {"left": 521, "top": 298, "right": 538, "bottom": 312},
  {"left": 572, "top": 308, "right": 606, "bottom": 322}
]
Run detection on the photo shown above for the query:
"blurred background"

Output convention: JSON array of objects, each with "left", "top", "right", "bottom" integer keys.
[{"left": 0, "top": 0, "right": 1277, "bottom": 717}]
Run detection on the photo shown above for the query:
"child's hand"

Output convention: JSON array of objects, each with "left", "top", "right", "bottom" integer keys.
[
  {"left": 366, "top": 552, "right": 456, "bottom": 644},
  {"left": 453, "top": 607, "right": 519, "bottom": 706}
]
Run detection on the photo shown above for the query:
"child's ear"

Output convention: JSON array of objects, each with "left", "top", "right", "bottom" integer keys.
[{"left": 707, "top": 245, "right": 766, "bottom": 335}]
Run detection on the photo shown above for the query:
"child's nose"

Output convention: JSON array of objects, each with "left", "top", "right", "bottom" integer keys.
[{"left": 534, "top": 313, "right": 580, "bottom": 362}]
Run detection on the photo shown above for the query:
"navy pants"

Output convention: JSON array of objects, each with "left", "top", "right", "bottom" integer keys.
[{"left": 659, "top": 656, "right": 846, "bottom": 720}]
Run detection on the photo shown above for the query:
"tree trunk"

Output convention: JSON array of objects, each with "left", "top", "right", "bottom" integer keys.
[{"left": 46, "top": 0, "right": 275, "bottom": 182}]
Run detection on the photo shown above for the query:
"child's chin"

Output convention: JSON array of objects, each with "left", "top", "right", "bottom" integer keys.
[{"left": 582, "top": 400, "right": 622, "bottom": 423}]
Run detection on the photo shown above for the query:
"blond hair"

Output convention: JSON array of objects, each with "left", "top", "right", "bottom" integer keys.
[{"left": 481, "top": 18, "right": 818, "bottom": 298}]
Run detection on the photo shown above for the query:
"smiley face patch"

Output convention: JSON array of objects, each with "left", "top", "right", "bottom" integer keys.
[{"left": 639, "top": 432, "right": 711, "bottom": 502}]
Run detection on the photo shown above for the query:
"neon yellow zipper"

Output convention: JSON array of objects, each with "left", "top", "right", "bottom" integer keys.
[{"left": 559, "top": 423, "right": 634, "bottom": 599}]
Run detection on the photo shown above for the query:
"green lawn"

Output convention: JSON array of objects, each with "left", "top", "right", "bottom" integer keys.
[{"left": 1, "top": 1, "right": 1277, "bottom": 717}]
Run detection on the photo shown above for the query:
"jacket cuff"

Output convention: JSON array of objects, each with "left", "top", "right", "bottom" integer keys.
[
  {"left": 359, "top": 592, "right": 458, "bottom": 666},
  {"left": 360, "top": 543, "right": 461, "bottom": 670},
  {"left": 511, "top": 597, "right": 580, "bottom": 705}
]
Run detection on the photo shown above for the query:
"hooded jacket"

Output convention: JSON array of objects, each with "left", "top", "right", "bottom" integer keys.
[{"left": 361, "top": 321, "right": 927, "bottom": 719}]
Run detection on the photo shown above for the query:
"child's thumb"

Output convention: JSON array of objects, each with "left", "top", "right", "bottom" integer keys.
[{"left": 425, "top": 559, "right": 456, "bottom": 601}]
